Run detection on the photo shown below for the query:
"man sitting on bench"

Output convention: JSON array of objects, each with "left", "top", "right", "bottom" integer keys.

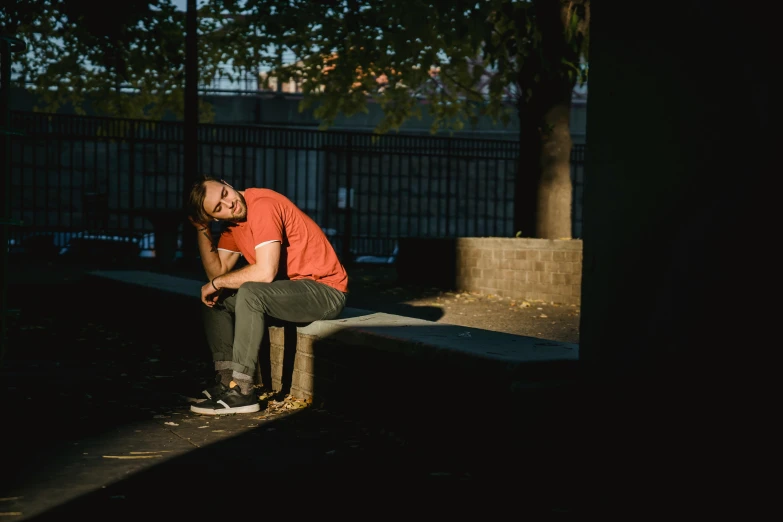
[{"left": 186, "top": 176, "right": 349, "bottom": 415}]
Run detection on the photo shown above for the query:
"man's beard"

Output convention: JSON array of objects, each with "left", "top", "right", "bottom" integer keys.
[{"left": 228, "top": 191, "right": 248, "bottom": 222}]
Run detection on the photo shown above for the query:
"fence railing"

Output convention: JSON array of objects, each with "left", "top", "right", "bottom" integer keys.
[{"left": 7, "top": 111, "right": 585, "bottom": 261}]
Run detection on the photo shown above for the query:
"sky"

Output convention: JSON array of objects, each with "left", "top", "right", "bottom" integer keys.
[{"left": 171, "top": 0, "right": 203, "bottom": 11}]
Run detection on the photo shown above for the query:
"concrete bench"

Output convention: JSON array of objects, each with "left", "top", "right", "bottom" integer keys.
[{"left": 86, "top": 270, "right": 579, "bottom": 405}]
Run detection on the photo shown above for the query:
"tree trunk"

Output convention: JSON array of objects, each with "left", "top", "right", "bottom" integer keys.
[
  {"left": 514, "top": 96, "right": 573, "bottom": 240},
  {"left": 538, "top": 100, "right": 573, "bottom": 239},
  {"left": 513, "top": 0, "right": 583, "bottom": 239}
]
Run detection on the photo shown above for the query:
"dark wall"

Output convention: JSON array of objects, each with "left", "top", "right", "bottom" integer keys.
[
  {"left": 580, "top": 3, "right": 770, "bottom": 383},
  {"left": 578, "top": 3, "right": 772, "bottom": 512}
]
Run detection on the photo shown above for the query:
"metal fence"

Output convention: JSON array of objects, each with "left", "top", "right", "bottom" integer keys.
[{"left": 7, "top": 111, "right": 585, "bottom": 260}]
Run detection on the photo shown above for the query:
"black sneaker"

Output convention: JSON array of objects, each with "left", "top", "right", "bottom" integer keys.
[
  {"left": 182, "top": 375, "right": 229, "bottom": 404},
  {"left": 190, "top": 387, "right": 260, "bottom": 415}
]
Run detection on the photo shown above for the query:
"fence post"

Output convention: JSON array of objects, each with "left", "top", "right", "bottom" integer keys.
[
  {"left": 446, "top": 138, "right": 452, "bottom": 236},
  {"left": 0, "top": 35, "right": 26, "bottom": 362},
  {"left": 342, "top": 134, "right": 353, "bottom": 264}
]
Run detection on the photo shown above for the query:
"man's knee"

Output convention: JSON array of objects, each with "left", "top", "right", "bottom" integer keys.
[
  {"left": 236, "top": 281, "right": 271, "bottom": 296},
  {"left": 236, "top": 281, "right": 273, "bottom": 310}
]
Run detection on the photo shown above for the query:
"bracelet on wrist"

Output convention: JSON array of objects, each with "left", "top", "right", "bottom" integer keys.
[{"left": 211, "top": 278, "right": 219, "bottom": 291}]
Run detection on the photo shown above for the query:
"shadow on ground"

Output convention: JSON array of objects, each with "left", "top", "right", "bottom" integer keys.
[{"left": 1, "top": 260, "right": 583, "bottom": 519}]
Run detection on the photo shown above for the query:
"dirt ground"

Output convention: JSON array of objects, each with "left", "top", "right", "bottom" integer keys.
[{"left": 345, "top": 264, "right": 581, "bottom": 345}]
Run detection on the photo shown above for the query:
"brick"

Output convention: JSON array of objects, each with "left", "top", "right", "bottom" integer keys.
[
  {"left": 559, "top": 239, "right": 583, "bottom": 251},
  {"left": 293, "top": 351, "right": 316, "bottom": 374},
  {"left": 289, "top": 385, "right": 313, "bottom": 402},
  {"left": 291, "top": 369, "right": 314, "bottom": 396},
  {"left": 557, "top": 261, "right": 573, "bottom": 274},
  {"left": 268, "top": 327, "right": 285, "bottom": 345},
  {"left": 533, "top": 282, "right": 550, "bottom": 294},
  {"left": 294, "top": 335, "right": 316, "bottom": 355},
  {"left": 270, "top": 346, "right": 285, "bottom": 364},
  {"left": 538, "top": 250, "right": 554, "bottom": 262},
  {"left": 464, "top": 246, "right": 481, "bottom": 258},
  {"left": 535, "top": 261, "right": 545, "bottom": 272}
]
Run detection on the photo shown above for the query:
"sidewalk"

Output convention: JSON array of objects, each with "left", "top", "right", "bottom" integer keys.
[{"left": 1, "top": 260, "right": 582, "bottom": 520}]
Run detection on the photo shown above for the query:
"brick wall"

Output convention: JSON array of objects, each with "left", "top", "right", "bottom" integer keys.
[{"left": 397, "top": 237, "right": 583, "bottom": 306}]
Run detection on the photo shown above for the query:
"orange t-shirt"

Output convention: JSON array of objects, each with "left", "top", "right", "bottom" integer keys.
[{"left": 216, "top": 188, "right": 348, "bottom": 293}]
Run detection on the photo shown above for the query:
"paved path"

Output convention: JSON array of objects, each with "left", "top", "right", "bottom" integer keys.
[{"left": 1, "top": 261, "right": 581, "bottom": 520}]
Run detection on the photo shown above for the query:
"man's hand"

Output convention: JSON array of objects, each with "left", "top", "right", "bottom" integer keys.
[{"left": 201, "top": 280, "right": 222, "bottom": 307}]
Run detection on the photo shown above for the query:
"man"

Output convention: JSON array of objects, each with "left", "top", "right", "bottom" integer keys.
[{"left": 186, "top": 177, "right": 348, "bottom": 415}]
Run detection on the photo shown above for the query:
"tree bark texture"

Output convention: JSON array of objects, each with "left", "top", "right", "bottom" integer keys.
[{"left": 513, "top": 0, "right": 586, "bottom": 239}]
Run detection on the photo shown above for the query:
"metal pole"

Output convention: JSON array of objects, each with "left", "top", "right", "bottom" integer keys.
[
  {"left": 181, "top": 0, "right": 199, "bottom": 267},
  {"left": 0, "top": 35, "right": 26, "bottom": 363},
  {"left": 342, "top": 134, "right": 353, "bottom": 265}
]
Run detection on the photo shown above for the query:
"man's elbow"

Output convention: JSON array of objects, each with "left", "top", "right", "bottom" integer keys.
[{"left": 254, "top": 266, "right": 277, "bottom": 283}]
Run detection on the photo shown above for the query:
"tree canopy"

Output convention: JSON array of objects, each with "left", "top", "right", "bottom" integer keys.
[
  {"left": 2, "top": 0, "right": 590, "bottom": 238},
  {"left": 2, "top": 0, "right": 234, "bottom": 120},
  {"left": 218, "top": 0, "right": 590, "bottom": 238},
  {"left": 3, "top": 0, "right": 587, "bottom": 130},
  {"left": 228, "top": 0, "right": 589, "bottom": 134}
]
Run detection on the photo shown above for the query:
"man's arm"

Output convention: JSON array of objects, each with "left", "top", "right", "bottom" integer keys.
[
  {"left": 210, "top": 241, "right": 281, "bottom": 290},
  {"left": 194, "top": 224, "right": 239, "bottom": 280}
]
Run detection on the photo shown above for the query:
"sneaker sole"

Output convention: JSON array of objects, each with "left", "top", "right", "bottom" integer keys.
[{"left": 190, "top": 403, "right": 261, "bottom": 415}]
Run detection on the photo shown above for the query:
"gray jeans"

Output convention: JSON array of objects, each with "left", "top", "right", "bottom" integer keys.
[{"left": 202, "top": 279, "right": 347, "bottom": 376}]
